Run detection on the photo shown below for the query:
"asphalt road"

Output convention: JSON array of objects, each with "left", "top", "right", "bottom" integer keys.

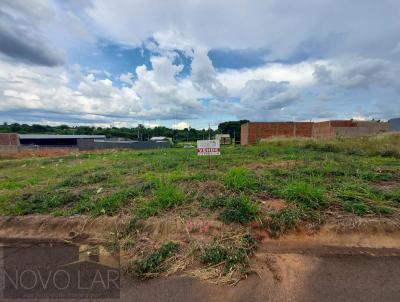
[{"left": 116, "top": 253, "right": 400, "bottom": 302}]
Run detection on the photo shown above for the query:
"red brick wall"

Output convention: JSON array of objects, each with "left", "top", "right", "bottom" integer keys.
[
  {"left": 0, "top": 133, "right": 20, "bottom": 153},
  {"left": 241, "top": 122, "right": 313, "bottom": 144},
  {"left": 313, "top": 121, "right": 333, "bottom": 138},
  {"left": 294, "top": 122, "right": 314, "bottom": 137},
  {"left": 0, "top": 133, "right": 19, "bottom": 145},
  {"left": 330, "top": 120, "right": 357, "bottom": 128}
]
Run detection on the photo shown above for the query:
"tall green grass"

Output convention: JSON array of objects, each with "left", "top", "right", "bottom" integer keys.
[
  {"left": 134, "top": 181, "right": 185, "bottom": 219},
  {"left": 225, "top": 167, "right": 256, "bottom": 191}
]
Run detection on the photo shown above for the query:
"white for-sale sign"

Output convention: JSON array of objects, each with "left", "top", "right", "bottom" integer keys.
[{"left": 197, "top": 139, "right": 220, "bottom": 156}]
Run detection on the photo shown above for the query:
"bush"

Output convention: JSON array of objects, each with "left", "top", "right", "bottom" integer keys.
[
  {"left": 219, "top": 195, "right": 259, "bottom": 224},
  {"left": 225, "top": 167, "right": 256, "bottom": 191},
  {"left": 128, "top": 241, "right": 179, "bottom": 279}
]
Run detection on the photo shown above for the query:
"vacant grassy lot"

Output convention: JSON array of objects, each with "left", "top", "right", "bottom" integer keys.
[
  {"left": 1, "top": 133, "right": 399, "bottom": 280},
  {"left": 1, "top": 133, "right": 399, "bottom": 223}
]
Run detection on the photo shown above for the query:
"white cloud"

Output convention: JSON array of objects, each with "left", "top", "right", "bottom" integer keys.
[
  {"left": 217, "top": 61, "right": 316, "bottom": 95},
  {"left": 235, "top": 79, "right": 300, "bottom": 120},
  {"left": 132, "top": 55, "right": 203, "bottom": 119},
  {"left": 119, "top": 72, "right": 133, "bottom": 85},
  {"left": 172, "top": 121, "right": 190, "bottom": 130},
  {"left": 2, "top": 0, "right": 400, "bottom": 125},
  {"left": 86, "top": 0, "right": 400, "bottom": 61},
  {"left": 0, "top": 58, "right": 201, "bottom": 122},
  {"left": 0, "top": 53, "right": 204, "bottom": 124},
  {"left": 191, "top": 47, "right": 228, "bottom": 100},
  {"left": 314, "top": 57, "right": 398, "bottom": 90}
]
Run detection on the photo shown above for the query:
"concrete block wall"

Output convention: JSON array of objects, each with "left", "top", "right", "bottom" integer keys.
[
  {"left": 389, "top": 118, "right": 400, "bottom": 131},
  {"left": 241, "top": 123, "right": 249, "bottom": 145},
  {"left": 77, "top": 139, "right": 171, "bottom": 151},
  {"left": 335, "top": 121, "right": 388, "bottom": 137},
  {"left": 313, "top": 120, "right": 357, "bottom": 138},
  {"left": 242, "top": 120, "right": 389, "bottom": 145}
]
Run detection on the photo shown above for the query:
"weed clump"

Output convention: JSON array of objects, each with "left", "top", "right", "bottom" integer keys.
[
  {"left": 200, "top": 194, "right": 228, "bottom": 209},
  {"left": 200, "top": 235, "right": 256, "bottom": 274},
  {"left": 240, "top": 234, "right": 257, "bottom": 253},
  {"left": 134, "top": 181, "right": 185, "bottom": 219},
  {"left": 90, "top": 189, "right": 137, "bottom": 216},
  {"left": 127, "top": 241, "right": 179, "bottom": 279},
  {"left": 386, "top": 188, "right": 400, "bottom": 203},
  {"left": 10, "top": 190, "right": 86, "bottom": 215},
  {"left": 59, "top": 170, "right": 111, "bottom": 187},
  {"left": 218, "top": 195, "right": 259, "bottom": 224},
  {"left": 152, "top": 182, "right": 185, "bottom": 208},
  {"left": 200, "top": 244, "right": 227, "bottom": 265},
  {"left": 280, "top": 181, "right": 326, "bottom": 209},
  {"left": 335, "top": 183, "right": 394, "bottom": 216},
  {"left": 267, "top": 207, "right": 304, "bottom": 238},
  {"left": 225, "top": 167, "right": 256, "bottom": 191},
  {"left": 342, "top": 201, "right": 368, "bottom": 215}
]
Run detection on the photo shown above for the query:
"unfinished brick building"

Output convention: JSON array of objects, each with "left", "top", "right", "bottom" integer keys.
[
  {"left": 241, "top": 120, "right": 389, "bottom": 145},
  {"left": 241, "top": 122, "right": 313, "bottom": 145}
]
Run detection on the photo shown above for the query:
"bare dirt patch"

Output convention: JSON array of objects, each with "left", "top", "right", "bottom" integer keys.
[
  {"left": 259, "top": 198, "right": 288, "bottom": 212},
  {"left": 263, "top": 215, "right": 400, "bottom": 250},
  {"left": 370, "top": 180, "right": 400, "bottom": 191},
  {"left": 190, "top": 181, "right": 227, "bottom": 197},
  {"left": 0, "top": 215, "right": 128, "bottom": 241},
  {"left": 247, "top": 160, "right": 296, "bottom": 171}
]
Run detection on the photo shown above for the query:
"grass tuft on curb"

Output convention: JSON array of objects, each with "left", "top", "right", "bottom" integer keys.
[{"left": 127, "top": 241, "right": 179, "bottom": 279}]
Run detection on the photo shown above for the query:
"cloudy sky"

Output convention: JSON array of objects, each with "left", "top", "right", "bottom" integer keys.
[{"left": 0, "top": 0, "right": 399, "bottom": 129}]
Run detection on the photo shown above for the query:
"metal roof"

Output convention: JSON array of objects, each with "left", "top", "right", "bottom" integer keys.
[{"left": 18, "top": 134, "right": 106, "bottom": 139}]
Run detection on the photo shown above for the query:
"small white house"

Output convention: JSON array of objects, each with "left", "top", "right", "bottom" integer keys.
[{"left": 215, "top": 134, "right": 231, "bottom": 145}]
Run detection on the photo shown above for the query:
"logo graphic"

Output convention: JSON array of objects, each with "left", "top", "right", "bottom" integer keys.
[{"left": 1, "top": 241, "right": 120, "bottom": 299}]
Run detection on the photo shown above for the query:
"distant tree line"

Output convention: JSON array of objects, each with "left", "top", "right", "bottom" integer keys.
[
  {"left": 217, "top": 120, "right": 249, "bottom": 143},
  {"left": 0, "top": 120, "right": 249, "bottom": 142}
]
